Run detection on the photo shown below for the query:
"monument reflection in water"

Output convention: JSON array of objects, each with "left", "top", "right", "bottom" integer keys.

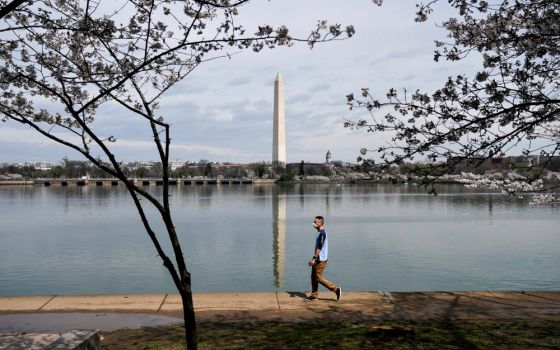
[{"left": 271, "top": 186, "right": 286, "bottom": 288}]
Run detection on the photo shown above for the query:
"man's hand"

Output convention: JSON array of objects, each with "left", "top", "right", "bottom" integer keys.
[{"left": 308, "top": 257, "right": 316, "bottom": 266}]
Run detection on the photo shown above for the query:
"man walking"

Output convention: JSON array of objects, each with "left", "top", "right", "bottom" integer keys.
[{"left": 305, "top": 215, "right": 342, "bottom": 301}]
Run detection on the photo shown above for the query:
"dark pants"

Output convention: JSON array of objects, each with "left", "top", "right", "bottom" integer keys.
[{"left": 311, "top": 260, "right": 337, "bottom": 298}]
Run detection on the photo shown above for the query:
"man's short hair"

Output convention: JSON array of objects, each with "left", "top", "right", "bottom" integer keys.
[{"left": 314, "top": 216, "right": 324, "bottom": 225}]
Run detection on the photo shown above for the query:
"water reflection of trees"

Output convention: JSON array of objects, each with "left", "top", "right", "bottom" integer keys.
[
  {"left": 0, "top": 185, "right": 37, "bottom": 200},
  {"left": 252, "top": 184, "right": 270, "bottom": 207}
]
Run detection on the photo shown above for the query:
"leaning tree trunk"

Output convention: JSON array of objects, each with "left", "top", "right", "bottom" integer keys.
[
  {"left": 120, "top": 180, "right": 199, "bottom": 349},
  {"left": 180, "top": 273, "right": 198, "bottom": 350}
]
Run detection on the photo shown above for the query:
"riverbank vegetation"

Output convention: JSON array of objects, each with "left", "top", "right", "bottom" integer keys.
[
  {"left": 102, "top": 319, "right": 560, "bottom": 350},
  {"left": 3, "top": 156, "right": 559, "bottom": 181}
]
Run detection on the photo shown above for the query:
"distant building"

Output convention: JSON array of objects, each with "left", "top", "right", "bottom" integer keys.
[
  {"left": 34, "top": 162, "right": 52, "bottom": 171},
  {"left": 126, "top": 161, "right": 158, "bottom": 171},
  {"left": 326, "top": 150, "right": 332, "bottom": 164},
  {"left": 5, "top": 162, "right": 53, "bottom": 170},
  {"left": 64, "top": 160, "right": 92, "bottom": 168},
  {"left": 169, "top": 160, "right": 186, "bottom": 171},
  {"left": 445, "top": 156, "right": 525, "bottom": 173}
]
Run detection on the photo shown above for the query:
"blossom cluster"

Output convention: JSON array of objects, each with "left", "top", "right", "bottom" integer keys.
[{"left": 458, "top": 172, "right": 559, "bottom": 205}]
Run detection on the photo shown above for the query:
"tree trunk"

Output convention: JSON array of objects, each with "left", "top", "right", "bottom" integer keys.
[{"left": 180, "top": 272, "right": 198, "bottom": 350}]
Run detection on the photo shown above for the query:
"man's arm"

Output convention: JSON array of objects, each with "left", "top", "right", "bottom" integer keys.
[{"left": 314, "top": 248, "right": 321, "bottom": 258}]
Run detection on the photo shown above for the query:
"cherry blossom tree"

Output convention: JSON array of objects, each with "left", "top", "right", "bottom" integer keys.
[
  {"left": 346, "top": 0, "right": 559, "bottom": 202},
  {"left": 0, "top": 1, "right": 355, "bottom": 348}
]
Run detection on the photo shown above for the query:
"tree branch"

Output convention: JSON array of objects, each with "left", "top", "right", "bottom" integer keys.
[{"left": 0, "top": 0, "right": 29, "bottom": 20}]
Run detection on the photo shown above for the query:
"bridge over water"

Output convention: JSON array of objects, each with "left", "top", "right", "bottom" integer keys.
[{"left": 33, "top": 178, "right": 256, "bottom": 187}]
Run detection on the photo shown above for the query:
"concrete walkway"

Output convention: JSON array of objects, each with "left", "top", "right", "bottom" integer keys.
[{"left": 1, "top": 291, "right": 560, "bottom": 323}]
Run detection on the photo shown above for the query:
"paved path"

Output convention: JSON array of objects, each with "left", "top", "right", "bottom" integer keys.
[{"left": 1, "top": 291, "right": 560, "bottom": 323}]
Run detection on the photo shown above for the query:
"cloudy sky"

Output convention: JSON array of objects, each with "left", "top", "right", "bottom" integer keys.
[{"left": 0, "top": 1, "right": 480, "bottom": 164}]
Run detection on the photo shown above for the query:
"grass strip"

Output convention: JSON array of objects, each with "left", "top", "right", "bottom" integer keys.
[{"left": 102, "top": 319, "right": 560, "bottom": 350}]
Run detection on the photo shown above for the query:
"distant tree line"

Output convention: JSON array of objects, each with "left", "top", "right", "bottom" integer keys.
[
  {"left": 6, "top": 156, "right": 556, "bottom": 180},
  {"left": 370, "top": 156, "right": 560, "bottom": 179},
  {"left": 1, "top": 159, "right": 336, "bottom": 179},
  {"left": 0, "top": 158, "right": 111, "bottom": 179}
]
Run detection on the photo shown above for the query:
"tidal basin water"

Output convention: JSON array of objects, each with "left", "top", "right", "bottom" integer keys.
[{"left": 0, "top": 183, "right": 558, "bottom": 296}]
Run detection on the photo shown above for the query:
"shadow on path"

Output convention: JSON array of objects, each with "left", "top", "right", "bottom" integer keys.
[{"left": 0, "top": 312, "right": 182, "bottom": 333}]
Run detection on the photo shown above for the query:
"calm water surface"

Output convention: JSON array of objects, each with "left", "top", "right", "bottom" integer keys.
[{"left": 0, "top": 183, "right": 558, "bottom": 295}]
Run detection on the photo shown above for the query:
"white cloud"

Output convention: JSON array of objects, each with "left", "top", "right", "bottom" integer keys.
[
  {"left": 0, "top": 126, "right": 57, "bottom": 145},
  {"left": 0, "top": 126, "right": 254, "bottom": 162},
  {"left": 115, "top": 139, "right": 245, "bottom": 158}
]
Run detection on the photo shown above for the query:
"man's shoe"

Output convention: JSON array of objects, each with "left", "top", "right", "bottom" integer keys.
[
  {"left": 335, "top": 286, "right": 342, "bottom": 301},
  {"left": 304, "top": 296, "right": 319, "bottom": 301}
]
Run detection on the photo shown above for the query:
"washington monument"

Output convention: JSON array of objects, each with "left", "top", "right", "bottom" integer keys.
[{"left": 273, "top": 73, "right": 286, "bottom": 167}]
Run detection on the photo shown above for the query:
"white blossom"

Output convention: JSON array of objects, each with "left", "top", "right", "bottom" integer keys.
[{"left": 458, "top": 172, "right": 560, "bottom": 205}]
